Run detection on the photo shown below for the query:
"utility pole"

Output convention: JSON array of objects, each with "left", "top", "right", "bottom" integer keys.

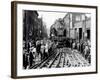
[
  {"left": 41, "top": 16, "right": 43, "bottom": 39},
  {"left": 69, "top": 13, "right": 71, "bottom": 47}
]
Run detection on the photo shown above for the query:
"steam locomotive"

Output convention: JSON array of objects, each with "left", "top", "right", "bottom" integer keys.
[{"left": 50, "top": 25, "right": 70, "bottom": 48}]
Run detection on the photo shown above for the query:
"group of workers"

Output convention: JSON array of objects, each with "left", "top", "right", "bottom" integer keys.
[
  {"left": 23, "top": 38, "right": 56, "bottom": 69},
  {"left": 71, "top": 39, "right": 91, "bottom": 63},
  {"left": 23, "top": 38, "right": 91, "bottom": 69}
]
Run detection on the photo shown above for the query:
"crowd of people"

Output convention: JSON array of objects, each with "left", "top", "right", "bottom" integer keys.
[
  {"left": 23, "top": 37, "right": 91, "bottom": 69},
  {"left": 71, "top": 39, "right": 91, "bottom": 64},
  {"left": 23, "top": 38, "right": 56, "bottom": 69}
]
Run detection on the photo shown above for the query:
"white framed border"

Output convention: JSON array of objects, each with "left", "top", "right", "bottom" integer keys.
[{"left": 15, "top": 2, "right": 97, "bottom": 77}]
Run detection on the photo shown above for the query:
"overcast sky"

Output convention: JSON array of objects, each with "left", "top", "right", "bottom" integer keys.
[{"left": 38, "top": 11, "right": 67, "bottom": 36}]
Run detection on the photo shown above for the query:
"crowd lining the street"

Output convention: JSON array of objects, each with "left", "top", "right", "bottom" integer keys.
[{"left": 23, "top": 38, "right": 91, "bottom": 69}]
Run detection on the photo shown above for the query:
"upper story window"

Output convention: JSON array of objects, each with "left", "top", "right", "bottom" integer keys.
[{"left": 75, "top": 16, "right": 81, "bottom": 21}]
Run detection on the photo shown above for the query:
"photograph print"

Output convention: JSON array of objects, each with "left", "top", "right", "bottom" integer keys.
[
  {"left": 23, "top": 10, "right": 91, "bottom": 69},
  {"left": 11, "top": 1, "right": 97, "bottom": 78}
]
